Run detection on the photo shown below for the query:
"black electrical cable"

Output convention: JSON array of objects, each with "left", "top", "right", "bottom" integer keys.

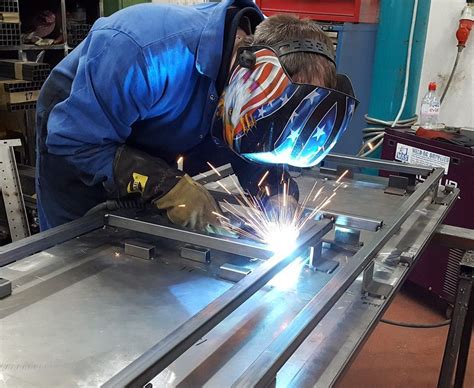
[
  {"left": 440, "top": 47, "right": 463, "bottom": 104},
  {"left": 84, "top": 198, "right": 145, "bottom": 216},
  {"left": 380, "top": 317, "right": 451, "bottom": 328}
]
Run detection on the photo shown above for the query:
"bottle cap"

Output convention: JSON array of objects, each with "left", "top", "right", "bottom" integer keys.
[{"left": 428, "top": 82, "right": 437, "bottom": 91}]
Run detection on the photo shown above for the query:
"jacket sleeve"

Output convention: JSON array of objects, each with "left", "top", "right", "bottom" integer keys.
[{"left": 45, "top": 30, "right": 162, "bottom": 190}]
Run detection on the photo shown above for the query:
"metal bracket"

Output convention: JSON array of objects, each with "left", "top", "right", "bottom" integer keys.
[
  {"left": 0, "top": 139, "right": 30, "bottom": 241},
  {"left": 306, "top": 242, "right": 339, "bottom": 274},
  {"left": 384, "top": 175, "right": 409, "bottom": 196},
  {"left": 362, "top": 261, "right": 394, "bottom": 299},
  {"left": 0, "top": 277, "right": 12, "bottom": 299},
  {"left": 181, "top": 245, "right": 211, "bottom": 264},
  {"left": 124, "top": 241, "right": 155, "bottom": 260},
  {"left": 219, "top": 263, "right": 252, "bottom": 282}
]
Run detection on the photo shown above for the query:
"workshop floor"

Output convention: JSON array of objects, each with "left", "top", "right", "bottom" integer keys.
[{"left": 337, "top": 286, "right": 474, "bottom": 388}]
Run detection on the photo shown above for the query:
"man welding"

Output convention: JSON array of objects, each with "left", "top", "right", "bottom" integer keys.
[{"left": 35, "top": 0, "right": 357, "bottom": 233}]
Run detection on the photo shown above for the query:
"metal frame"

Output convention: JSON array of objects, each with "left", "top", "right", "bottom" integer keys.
[
  {"left": 0, "top": 155, "right": 448, "bottom": 388},
  {"left": 0, "top": 139, "right": 30, "bottom": 241},
  {"left": 438, "top": 250, "right": 473, "bottom": 388},
  {"left": 101, "top": 218, "right": 333, "bottom": 388},
  {"left": 233, "top": 167, "right": 445, "bottom": 387}
]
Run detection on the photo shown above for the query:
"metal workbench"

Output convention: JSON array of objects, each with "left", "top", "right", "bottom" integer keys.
[{"left": 0, "top": 155, "right": 458, "bottom": 387}]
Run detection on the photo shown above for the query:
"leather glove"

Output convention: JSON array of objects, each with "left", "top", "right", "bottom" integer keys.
[
  {"left": 155, "top": 174, "right": 229, "bottom": 234},
  {"left": 111, "top": 145, "right": 181, "bottom": 201},
  {"left": 111, "top": 146, "right": 233, "bottom": 235}
]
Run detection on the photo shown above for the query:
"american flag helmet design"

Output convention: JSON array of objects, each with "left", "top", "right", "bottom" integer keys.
[{"left": 213, "top": 46, "right": 359, "bottom": 168}]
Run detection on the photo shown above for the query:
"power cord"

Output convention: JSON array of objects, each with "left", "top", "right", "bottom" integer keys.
[{"left": 380, "top": 317, "right": 451, "bottom": 328}]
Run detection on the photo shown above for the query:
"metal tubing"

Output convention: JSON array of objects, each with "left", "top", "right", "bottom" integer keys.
[
  {"left": 233, "top": 168, "right": 444, "bottom": 387},
  {"left": 101, "top": 219, "right": 333, "bottom": 388},
  {"left": 105, "top": 215, "right": 273, "bottom": 260},
  {"left": 0, "top": 213, "right": 104, "bottom": 267},
  {"left": 324, "top": 153, "right": 433, "bottom": 176},
  {"left": 192, "top": 163, "right": 234, "bottom": 184}
]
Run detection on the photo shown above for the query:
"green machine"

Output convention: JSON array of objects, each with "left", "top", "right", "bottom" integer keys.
[{"left": 103, "top": 0, "right": 151, "bottom": 17}]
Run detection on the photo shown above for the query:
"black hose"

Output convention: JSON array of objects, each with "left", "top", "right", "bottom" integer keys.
[
  {"left": 380, "top": 318, "right": 451, "bottom": 328},
  {"left": 440, "top": 47, "right": 463, "bottom": 104},
  {"left": 84, "top": 198, "right": 145, "bottom": 216}
]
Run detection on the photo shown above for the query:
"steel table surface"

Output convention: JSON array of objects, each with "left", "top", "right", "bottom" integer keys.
[{"left": 0, "top": 172, "right": 452, "bottom": 387}]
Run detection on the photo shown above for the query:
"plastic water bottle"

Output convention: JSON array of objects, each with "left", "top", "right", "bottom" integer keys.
[{"left": 419, "top": 82, "right": 440, "bottom": 129}]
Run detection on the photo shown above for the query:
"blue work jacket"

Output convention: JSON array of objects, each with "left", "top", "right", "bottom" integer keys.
[{"left": 36, "top": 0, "right": 273, "bottom": 230}]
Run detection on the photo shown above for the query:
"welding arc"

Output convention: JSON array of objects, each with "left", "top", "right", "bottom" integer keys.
[{"left": 211, "top": 165, "right": 348, "bottom": 249}]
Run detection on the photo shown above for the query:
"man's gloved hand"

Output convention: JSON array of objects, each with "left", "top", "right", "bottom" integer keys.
[
  {"left": 111, "top": 146, "right": 231, "bottom": 234},
  {"left": 155, "top": 174, "right": 227, "bottom": 233}
]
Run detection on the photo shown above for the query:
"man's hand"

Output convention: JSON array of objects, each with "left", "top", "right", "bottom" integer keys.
[
  {"left": 111, "top": 146, "right": 231, "bottom": 234},
  {"left": 155, "top": 174, "right": 228, "bottom": 233}
]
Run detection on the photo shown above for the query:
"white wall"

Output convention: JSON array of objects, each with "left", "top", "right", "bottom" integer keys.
[{"left": 417, "top": 0, "right": 474, "bottom": 128}]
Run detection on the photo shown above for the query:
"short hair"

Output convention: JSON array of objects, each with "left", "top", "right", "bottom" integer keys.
[{"left": 252, "top": 14, "right": 337, "bottom": 88}]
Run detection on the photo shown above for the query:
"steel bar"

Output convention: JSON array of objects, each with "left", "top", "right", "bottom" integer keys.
[
  {"left": 105, "top": 214, "right": 273, "bottom": 260},
  {"left": 324, "top": 153, "right": 433, "bottom": 176},
  {"left": 207, "top": 189, "right": 383, "bottom": 232},
  {"left": 233, "top": 167, "right": 445, "bottom": 388},
  {"left": 101, "top": 218, "right": 333, "bottom": 388},
  {"left": 0, "top": 213, "right": 103, "bottom": 267},
  {"left": 192, "top": 163, "right": 234, "bottom": 185},
  {"left": 434, "top": 225, "right": 474, "bottom": 250}
]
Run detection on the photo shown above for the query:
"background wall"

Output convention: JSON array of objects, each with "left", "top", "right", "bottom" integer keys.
[{"left": 417, "top": 0, "right": 474, "bottom": 128}]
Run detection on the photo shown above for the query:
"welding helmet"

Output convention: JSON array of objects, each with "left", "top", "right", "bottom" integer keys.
[{"left": 212, "top": 40, "right": 359, "bottom": 168}]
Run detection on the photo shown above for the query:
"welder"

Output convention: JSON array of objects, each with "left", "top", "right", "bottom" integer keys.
[{"left": 36, "top": 0, "right": 357, "bottom": 233}]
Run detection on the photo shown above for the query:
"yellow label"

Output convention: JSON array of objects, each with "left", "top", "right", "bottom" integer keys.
[{"left": 127, "top": 172, "right": 148, "bottom": 194}]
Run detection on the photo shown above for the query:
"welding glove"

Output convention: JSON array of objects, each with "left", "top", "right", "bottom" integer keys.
[
  {"left": 155, "top": 174, "right": 230, "bottom": 234},
  {"left": 111, "top": 146, "right": 229, "bottom": 234}
]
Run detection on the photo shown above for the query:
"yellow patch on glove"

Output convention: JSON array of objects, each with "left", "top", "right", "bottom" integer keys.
[{"left": 127, "top": 172, "right": 149, "bottom": 194}]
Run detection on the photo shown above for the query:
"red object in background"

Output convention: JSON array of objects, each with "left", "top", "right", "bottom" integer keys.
[
  {"left": 456, "top": 4, "right": 474, "bottom": 47},
  {"left": 255, "top": 0, "right": 379, "bottom": 23},
  {"left": 456, "top": 18, "right": 473, "bottom": 47},
  {"left": 381, "top": 129, "right": 474, "bottom": 305}
]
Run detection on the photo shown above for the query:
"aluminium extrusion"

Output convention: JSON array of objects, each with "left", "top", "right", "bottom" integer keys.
[
  {"left": 0, "top": 213, "right": 104, "bottom": 267},
  {"left": 101, "top": 218, "right": 333, "bottom": 388},
  {"left": 105, "top": 214, "right": 273, "bottom": 261},
  {"left": 233, "top": 167, "right": 445, "bottom": 387}
]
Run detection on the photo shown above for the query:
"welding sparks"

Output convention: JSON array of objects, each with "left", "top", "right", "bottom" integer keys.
[
  {"left": 207, "top": 162, "right": 222, "bottom": 177},
  {"left": 258, "top": 170, "right": 270, "bottom": 187},
  {"left": 177, "top": 156, "right": 184, "bottom": 171},
  {"left": 211, "top": 163, "right": 349, "bottom": 255}
]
